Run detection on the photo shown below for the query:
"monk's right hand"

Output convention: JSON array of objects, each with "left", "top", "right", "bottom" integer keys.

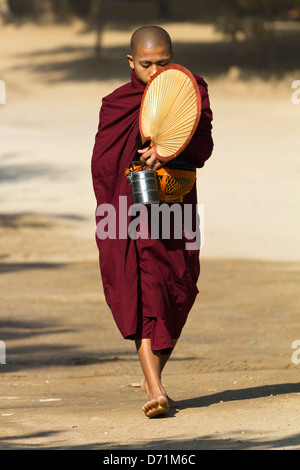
[{"left": 138, "top": 146, "right": 164, "bottom": 171}]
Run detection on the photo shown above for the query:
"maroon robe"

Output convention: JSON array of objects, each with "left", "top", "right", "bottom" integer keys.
[{"left": 91, "top": 70, "right": 213, "bottom": 352}]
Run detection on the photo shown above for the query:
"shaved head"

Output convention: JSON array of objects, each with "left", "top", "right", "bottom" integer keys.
[
  {"left": 130, "top": 26, "right": 173, "bottom": 56},
  {"left": 127, "top": 26, "right": 174, "bottom": 83}
]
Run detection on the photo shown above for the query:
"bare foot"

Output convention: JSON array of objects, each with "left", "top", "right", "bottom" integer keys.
[
  {"left": 140, "top": 377, "right": 179, "bottom": 408},
  {"left": 142, "top": 395, "right": 169, "bottom": 418}
]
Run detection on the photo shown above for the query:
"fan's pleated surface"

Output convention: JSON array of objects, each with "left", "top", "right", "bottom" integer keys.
[{"left": 140, "top": 64, "right": 201, "bottom": 161}]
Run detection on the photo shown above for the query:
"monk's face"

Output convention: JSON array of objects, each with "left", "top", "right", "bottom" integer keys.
[{"left": 127, "top": 43, "right": 174, "bottom": 84}]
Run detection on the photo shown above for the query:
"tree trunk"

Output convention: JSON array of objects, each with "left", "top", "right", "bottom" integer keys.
[
  {"left": 153, "top": 0, "right": 171, "bottom": 19},
  {"left": 89, "top": 0, "right": 106, "bottom": 57},
  {"left": 32, "top": 0, "right": 55, "bottom": 24},
  {"left": 0, "top": 0, "right": 11, "bottom": 24}
]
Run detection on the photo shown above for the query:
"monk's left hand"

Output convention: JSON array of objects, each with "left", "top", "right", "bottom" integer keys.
[{"left": 138, "top": 146, "right": 164, "bottom": 171}]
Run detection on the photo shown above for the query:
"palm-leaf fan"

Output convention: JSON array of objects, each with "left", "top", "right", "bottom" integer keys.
[{"left": 139, "top": 64, "right": 201, "bottom": 163}]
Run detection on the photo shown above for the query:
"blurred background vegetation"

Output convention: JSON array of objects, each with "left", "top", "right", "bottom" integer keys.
[
  {"left": 1, "top": 0, "right": 300, "bottom": 77},
  {"left": 2, "top": 0, "right": 300, "bottom": 23}
]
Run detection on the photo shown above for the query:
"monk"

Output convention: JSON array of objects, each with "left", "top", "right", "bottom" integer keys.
[{"left": 91, "top": 26, "right": 213, "bottom": 418}]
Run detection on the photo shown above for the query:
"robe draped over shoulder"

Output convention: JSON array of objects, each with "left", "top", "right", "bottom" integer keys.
[{"left": 91, "top": 70, "right": 213, "bottom": 351}]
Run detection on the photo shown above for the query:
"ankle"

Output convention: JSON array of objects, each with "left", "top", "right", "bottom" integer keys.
[{"left": 147, "top": 383, "right": 166, "bottom": 400}]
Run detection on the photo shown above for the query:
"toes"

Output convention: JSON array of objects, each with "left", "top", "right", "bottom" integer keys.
[
  {"left": 147, "top": 399, "right": 158, "bottom": 412},
  {"left": 143, "top": 396, "right": 169, "bottom": 418},
  {"left": 142, "top": 399, "right": 156, "bottom": 413}
]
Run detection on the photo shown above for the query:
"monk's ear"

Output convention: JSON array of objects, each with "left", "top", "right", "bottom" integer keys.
[{"left": 126, "top": 54, "right": 135, "bottom": 70}]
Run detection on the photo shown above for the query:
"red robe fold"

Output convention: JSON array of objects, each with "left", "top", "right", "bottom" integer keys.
[{"left": 91, "top": 70, "right": 213, "bottom": 352}]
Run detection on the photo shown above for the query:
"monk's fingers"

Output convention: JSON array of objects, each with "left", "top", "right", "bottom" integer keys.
[
  {"left": 137, "top": 147, "right": 150, "bottom": 159},
  {"left": 153, "top": 161, "right": 164, "bottom": 171},
  {"left": 144, "top": 153, "right": 161, "bottom": 168},
  {"left": 145, "top": 157, "right": 157, "bottom": 168},
  {"left": 138, "top": 147, "right": 156, "bottom": 162},
  {"left": 138, "top": 148, "right": 162, "bottom": 169},
  {"left": 140, "top": 155, "right": 156, "bottom": 167}
]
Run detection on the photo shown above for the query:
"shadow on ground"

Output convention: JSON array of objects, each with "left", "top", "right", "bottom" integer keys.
[
  {"left": 8, "top": 22, "right": 300, "bottom": 82},
  {"left": 0, "top": 427, "right": 299, "bottom": 450}
]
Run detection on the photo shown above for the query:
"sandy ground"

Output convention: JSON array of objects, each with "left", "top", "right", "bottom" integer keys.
[{"left": 0, "top": 21, "right": 300, "bottom": 450}]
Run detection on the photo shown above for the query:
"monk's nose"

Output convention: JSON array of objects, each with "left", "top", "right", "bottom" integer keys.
[{"left": 150, "top": 65, "right": 158, "bottom": 78}]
